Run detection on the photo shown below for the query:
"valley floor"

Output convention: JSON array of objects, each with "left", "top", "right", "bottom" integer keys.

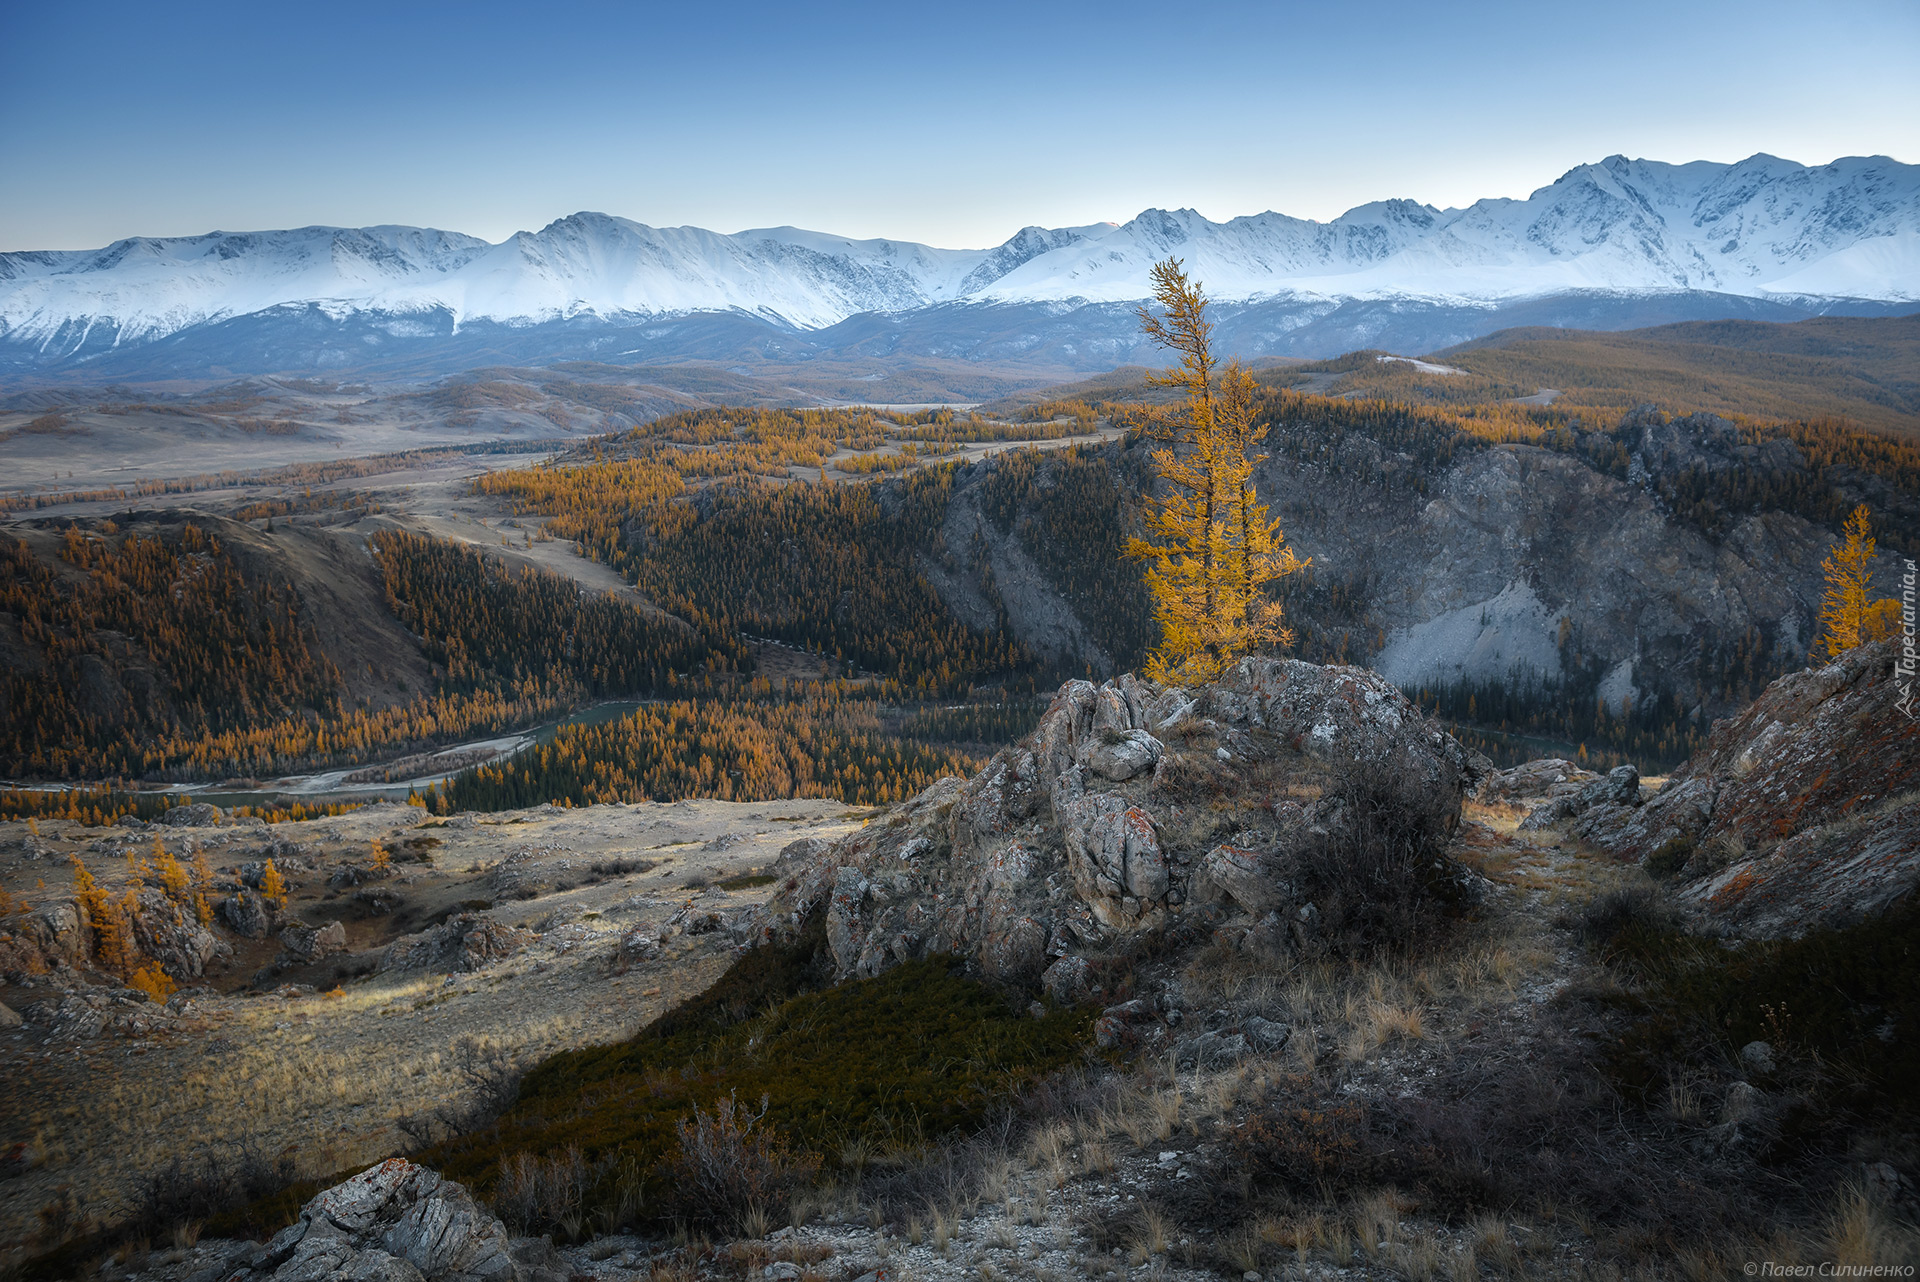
[{"left": 0, "top": 798, "right": 866, "bottom": 1259}]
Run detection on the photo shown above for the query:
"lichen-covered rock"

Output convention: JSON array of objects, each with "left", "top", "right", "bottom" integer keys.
[
  {"left": 1039, "top": 955, "right": 1093, "bottom": 1004},
  {"left": 1587, "top": 642, "right": 1920, "bottom": 937},
  {"left": 1060, "top": 792, "right": 1168, "bottom": 928},
  {"left": 614, "top": 924, "right": 663, "bottom": 969},
  {"left": 1084, "top": 729, "right": 1163, "bottom": 782},
  {"left": 0, "top": 901, "right": 91, "bottom": 978},
  {"left": 128, "top": 888, "right": 231, "bottom": 979},
  {"left": 279, "top": 920, "right": 349, "bottom": 965},
  {"left": 19, "top": 987, "right": 174, "bottom": 1041},
  {"left": 243, "top": 856, "right": 310, "bottom": 887},
  {"left": 459, "top": 919, "right": 535, "bottom": 970},
  {"left": 1175, "top": 1030, "right": 1249, "bottom": 1069},
  {"left": 382, "top": 914, "right": 534, "bottom": 974},
  {"left": 1475, "top": 758, "right": 1597, "bottom": 804},
  {"left": 221, "top": 888, "right": 274, "bottom": 939},
  {"left": 245, "top": 1158, "right": 531, "bottom": 1282},
  {"left": 1675, "top": 794, "right": 1920, "bottom": 937},
  {"left": 762, "top": 658, "right": 1482, "bottom": 988},
  {"left": 1197, "top": 843, "right": 1291, "bottom": 915},
  {"left": 1243, "top": 1015, "right": 1292, "bottom": 1052},
  {"left": 1094, "top": 998, "right": 1164, "bottom": 1051},
  {"left": 1589, "top": 764, "right": 1642, "bottom": 808},
  {"left": 1508, "top": 762, "right": 1640, "bottom": 830},
  {"left": 21, "top": 992, "right": 106, "bottom": 1041},
  {"left": 159, "top": 802, "right": 226, "bottom": 828}
]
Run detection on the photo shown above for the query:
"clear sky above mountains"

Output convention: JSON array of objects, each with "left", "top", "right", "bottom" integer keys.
[{"left": 2, "top": 0, "right": 1915, "bottom": 252}]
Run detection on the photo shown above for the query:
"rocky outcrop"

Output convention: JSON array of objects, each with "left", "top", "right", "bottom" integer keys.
[
  {"left": 383, "top": 914, "right": 536, "bottom": 974},
  {"left": 1585, "top": 642, "right": 1920, "bottom": 936},
  {"left": 240, "top": 1158, "right": 557, "bottom": 1282},
  {"left": 221, "top": 888, "right": 275, "bottom": 939},
  {"left": 1475, "top": 758, "right": 1597, "bottom": 805},
  {"left": 128, "top": 888, "right": 232, "bottom": 979},
  {"left": 1673, "top": 795, "right": 1920, "bottom": 937},
  {"left": 761, "top": 658, "right": 1482, "bottom": 986},
  {"left": 279, "top": 920, "right": 349, "bottom": 965},
  {"left": 1474, "top": 760, "right": 1643, "bottom": 831},
  {"left": 0, "top": 901, "right": 92, "bottom": 979},
  {"left": 17, "top": 986, "right": 178, "bottom": 1041},
  {"left": 159, "top": 803, "right": 226, "bottom": 828},
  {"left": 243, "top": 855, "right": 311, "bottom": 887}
]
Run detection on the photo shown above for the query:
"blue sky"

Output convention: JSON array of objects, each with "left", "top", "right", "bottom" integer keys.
[{"left": 2, "top": 0, "right": 1915, "bottom": 251}]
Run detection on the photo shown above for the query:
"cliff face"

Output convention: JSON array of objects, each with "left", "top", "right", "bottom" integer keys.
[
  {"left": 926, "top": 408, "right": 1907, "bottom": 742},
  {"left": 1262, "top": 419, "right": 1837, "bottom": 706}
]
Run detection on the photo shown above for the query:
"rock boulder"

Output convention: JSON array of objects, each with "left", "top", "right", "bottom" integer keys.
[
  {"left": 128, "top": 888, "right": 232, "bottom": 979},
  {"left": 382, "top": 914, "right": 535, "bottom": 974},
  {"left": 1587, "top": 642, "right": 1920, "bottom": 936},
  {"left": 243, "top": 1158, "right": 548, "bottom": 1282},
  {"left": 279, "top": 920, "right": 349, "bottom": 965},
  {"left": 759, "top": 658, "right": 1482, "bottom": 986},
  {"left": 222, "top": 888, "right": 274, "bottom": 939},
  {"left": 159, "top": 803, "right": 225, "bottom": 828},
  {"left": 0, "top": 901, "right": 92, "bottom": 978}
]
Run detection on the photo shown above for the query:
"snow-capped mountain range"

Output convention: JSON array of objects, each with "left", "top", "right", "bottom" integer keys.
[{"left": 2, "top": 154, "right": 1914, "bottom": 379}]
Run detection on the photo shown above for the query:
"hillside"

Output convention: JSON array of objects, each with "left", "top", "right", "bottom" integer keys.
[
  {"left": 410, "top": 390, "right": 1920, "bottom": 772},
  {"left": 7, "top": 651, "right": 1916, "bottom": 1278},
  {"left": 982, "top": 314, "right": 1920, "bottom": 439},
  {"left": 8, "top": 383, "right": 1914, "bottom": 801},
  {"left": 1437, "top": 314, "right": 1920, "bottom": 436}
]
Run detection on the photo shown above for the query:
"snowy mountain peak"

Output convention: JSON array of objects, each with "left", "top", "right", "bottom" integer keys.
[{"left": 1, "top": 154, "right": 1913, "bottom": 357}]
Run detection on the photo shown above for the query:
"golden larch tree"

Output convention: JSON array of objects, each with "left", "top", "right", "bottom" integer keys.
[
  {"left": 1216, "top": 359, "right": 1307, "bottom": 653},
  {"left": 1128, "top": 258, "right": 1307, "bottom": 683},
  {"left": 260, "top": 858, "right": 287, "bottom": 909},
  {"left": 1819, "top": 505, "right": 1900, "bottom": 656}
]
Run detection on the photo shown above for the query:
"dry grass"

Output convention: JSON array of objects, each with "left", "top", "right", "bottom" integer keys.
[
  {"left": 0, "top": 799, "right": 861, "bottom": 1255},
  {"left": 1825, "top": 1183, "right": 1920, "bottom": 1266}
]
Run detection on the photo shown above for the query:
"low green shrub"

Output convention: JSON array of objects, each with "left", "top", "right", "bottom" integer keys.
[
  {"left": 1644, "top": 834, "right": 1695, "bottom": 880},
  {"left": 1597, "top": 900, "right": 1920, "bottom": 1120},
  {"left": 415, "top": 925, "right": 1093, "bottom": 1232}
]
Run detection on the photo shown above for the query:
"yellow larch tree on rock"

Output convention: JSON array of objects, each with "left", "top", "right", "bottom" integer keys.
[
  {"left": 1819, "top": 504, "right": 1901, "bottom": 657},
  {"left": 1127, "top": 258, "right": 1307, "bottom": 684}
]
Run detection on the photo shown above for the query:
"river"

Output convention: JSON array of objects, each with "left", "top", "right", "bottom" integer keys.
[{"left": 4, "top": 700, "right": 650, "bottom": 810}]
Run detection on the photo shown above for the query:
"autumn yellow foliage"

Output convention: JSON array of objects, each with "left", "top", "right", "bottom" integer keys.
[
  {"left": 260, "top": 858, "right": 287, "bottom": 909},
  {"left": 1128, "top": 259, "right": 1306, "bottom": 684},
  {"left": 1819, "top": 505, "right": 1902, "bottom": 657},
  {"left": 128, "top": 962, "right": 176, "bottom": 1002}
]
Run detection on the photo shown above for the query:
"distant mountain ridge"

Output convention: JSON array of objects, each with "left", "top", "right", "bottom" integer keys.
[{"left": 2, "top": 154, "right": 1915, "bottom": 381}]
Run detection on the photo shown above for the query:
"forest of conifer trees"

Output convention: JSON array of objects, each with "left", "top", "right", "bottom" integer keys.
[{"left": 6, "top": 380, "right": 1917, "bottom": 805}]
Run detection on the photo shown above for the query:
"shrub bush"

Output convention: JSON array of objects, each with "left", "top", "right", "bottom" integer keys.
[
  {"left": 665, "top": 1093, "right": 821, "bottom": 1234},
  {"left": 1645, "top": 834, "right": 1695, "bottom": 880},
  {"left": 1290, "top": 752, "right": 1467, "bottom": 959},
  {"left": 1598, "top": 899, "right": 1920, "bottom": 1121},
  {"left": 414, "top": 926, "right": 1093, "bottom": 1235},
  {"left": 493, "top": 1145, "right": 595, "bottom": 1240}
]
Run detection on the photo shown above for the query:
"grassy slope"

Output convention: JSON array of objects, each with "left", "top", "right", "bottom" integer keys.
[
  {"left": 982, "top": 315, "right": 1920, "bottom": 437},
  {"left": 1435, "top": 314, "right": 1920, "bottom": 436}
]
